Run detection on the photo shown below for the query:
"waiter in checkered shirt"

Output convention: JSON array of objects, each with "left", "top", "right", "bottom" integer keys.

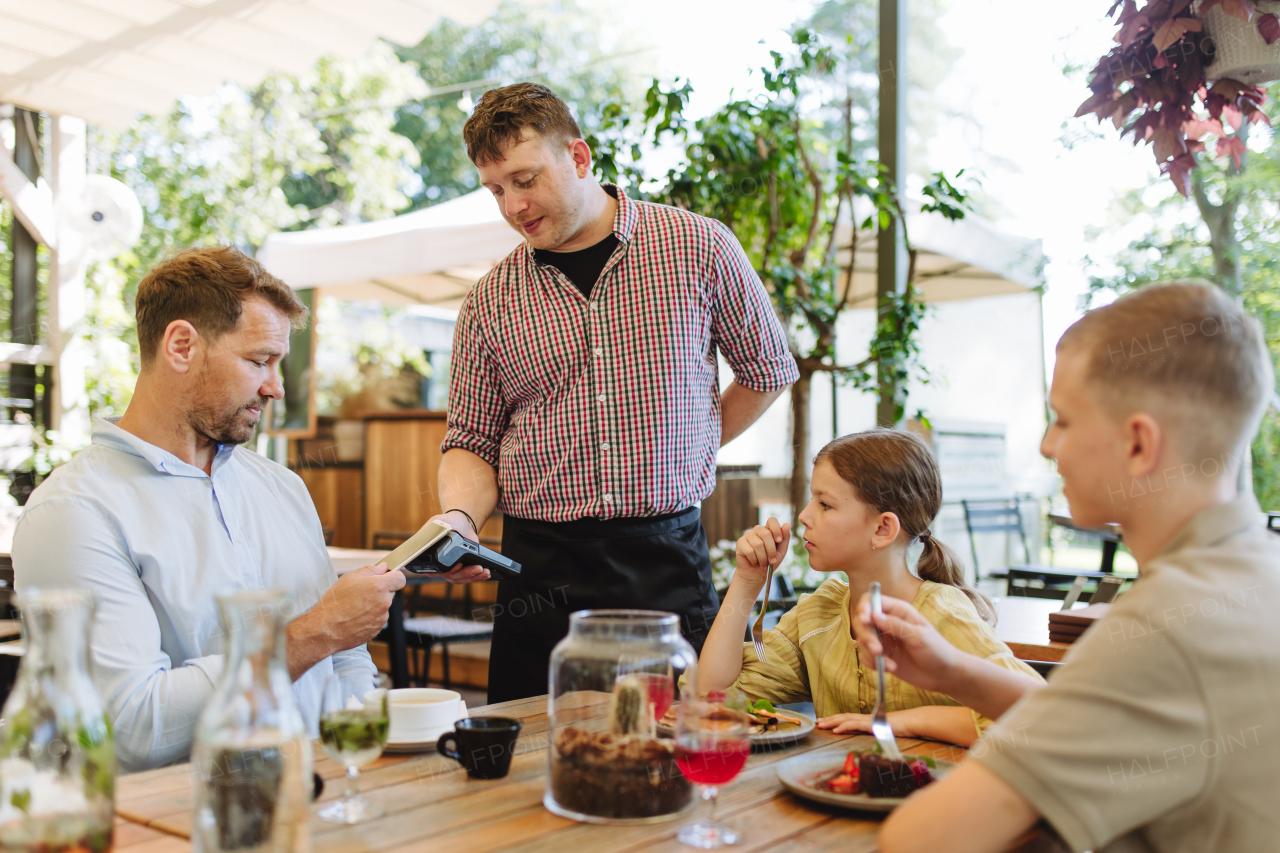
[{"left": 424, "top": 83, "right": 799, "bottom": 703}]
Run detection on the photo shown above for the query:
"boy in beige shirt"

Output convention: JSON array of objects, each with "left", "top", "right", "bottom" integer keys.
[{"left": 855, "top": 282, "right": 1280, "bottom": 853}]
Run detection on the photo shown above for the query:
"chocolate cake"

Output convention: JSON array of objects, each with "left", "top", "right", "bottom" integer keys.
[
  {"left": 857, "top": 753, "right": 934, "bottom": 798},
  {"left": 550, "top": 726, "right": 693, "bottom": 819}
]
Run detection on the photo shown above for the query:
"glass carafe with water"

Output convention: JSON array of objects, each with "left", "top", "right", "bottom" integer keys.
[
  {"left": 192, "top": 590, "right": 311, "bottom": 853},
  {"left": 0, "top": 588, "right": 116, "bottom": 853}
]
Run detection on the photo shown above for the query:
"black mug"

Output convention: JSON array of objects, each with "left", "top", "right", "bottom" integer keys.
[{"left": 436, "top": 717, "right": 523, "bottom": 779}]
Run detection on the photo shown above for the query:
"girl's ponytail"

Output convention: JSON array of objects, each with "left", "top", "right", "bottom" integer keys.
[
  {"left": 815, "top": 428, "right": 997, "bottom": 627},
  {"left": 915, "top": 529, "right": 997, "bottom": 626}
]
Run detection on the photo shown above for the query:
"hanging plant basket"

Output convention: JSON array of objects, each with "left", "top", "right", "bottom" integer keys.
[{"left": 1200, "top": 0, "right": 1280, "bottom": 83}]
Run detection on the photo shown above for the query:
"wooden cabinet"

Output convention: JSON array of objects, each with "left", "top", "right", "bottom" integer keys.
[
  {"left": 297, "top": 464, "right": 364, "bottom": 548},
  {"left": 362, "top": 411, "right": 503, "bottom": 548},
  {"left": 363, "top": 412, "right": 448, "bottom": 547}
]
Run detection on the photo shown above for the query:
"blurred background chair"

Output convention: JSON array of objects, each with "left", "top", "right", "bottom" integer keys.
[
  {"left": 0, "top": 556, "right": 21, "bottom": 708},
  {"left": 961, "top": 497, "right": 1038, "bottom": 581}
]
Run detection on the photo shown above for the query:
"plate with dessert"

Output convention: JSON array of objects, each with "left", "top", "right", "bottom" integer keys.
[
  {"left": 776, "top": 748, "right": 956, "bottom": 812},
  {"left": 658, "top": 699, "right": 815, "bottom": 747}
]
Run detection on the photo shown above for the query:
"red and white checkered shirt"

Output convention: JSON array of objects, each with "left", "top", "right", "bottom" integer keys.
[{"left": 441, "top": 185, "right": 798, "bottom": 523}]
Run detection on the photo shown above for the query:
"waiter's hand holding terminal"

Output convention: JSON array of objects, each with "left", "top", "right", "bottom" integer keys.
[{"left": 424, "top": 510, "right": 490, "bottom": 583}]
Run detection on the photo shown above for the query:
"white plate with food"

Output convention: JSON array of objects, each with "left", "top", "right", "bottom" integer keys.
[
  {"left": 658, "top": 700, "right": 815, "bottom": 747},
  {"left": 776, "top": 749, "right": 956, "bottom": 813}
]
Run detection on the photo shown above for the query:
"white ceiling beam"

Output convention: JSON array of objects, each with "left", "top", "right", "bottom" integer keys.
[{"left": 0, "top": 142, "right": 57, "bottom": 248}]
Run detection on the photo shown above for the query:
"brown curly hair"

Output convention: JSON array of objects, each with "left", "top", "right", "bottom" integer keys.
[{"left": 462, "top": 83, "right": 583, "bottom": 166}]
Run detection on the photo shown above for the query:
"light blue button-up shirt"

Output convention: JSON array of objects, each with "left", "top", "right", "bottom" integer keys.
[{"left": 11, "top": 419, "right": 376, "bottom": 772}]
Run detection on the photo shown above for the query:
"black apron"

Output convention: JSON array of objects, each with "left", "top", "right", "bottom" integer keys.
[{"left": 486, "top": 507, "right": 720, "bottom": 703}]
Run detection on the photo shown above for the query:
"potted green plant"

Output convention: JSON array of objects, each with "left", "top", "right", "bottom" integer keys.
[{"left": 1076, "top": 0, "right": 1276, "bottom": 196}]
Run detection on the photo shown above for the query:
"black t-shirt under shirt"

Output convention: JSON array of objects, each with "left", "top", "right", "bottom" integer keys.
[{"left": 534, "top": 233, "right": 620, "bottom": 299}]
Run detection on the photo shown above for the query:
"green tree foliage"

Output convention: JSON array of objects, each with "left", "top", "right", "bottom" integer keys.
[
  {"left": 392, "top": 0, "right": 645, "bottom": 208},
  {"left": 93, "top": 41, "right": 423, "bottom": 286},
  {"left": 1086, "top": 82, "right": 1280, "bottom": 509},
  {"left": 81, "top": 42, "right": 424, "bottom": 419}
]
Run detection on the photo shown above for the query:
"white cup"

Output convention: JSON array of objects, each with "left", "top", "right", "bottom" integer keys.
[{"left": 367, "top": 687, "right": 462, "bottom": 743}]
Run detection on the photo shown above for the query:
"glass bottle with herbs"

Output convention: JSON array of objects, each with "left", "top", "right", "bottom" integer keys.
[
  {"left": 0, "top": 589, "right": 116, "bottom": 853},
  {"left": 192, "top": 590, "right": 311, "bottom": 853}
]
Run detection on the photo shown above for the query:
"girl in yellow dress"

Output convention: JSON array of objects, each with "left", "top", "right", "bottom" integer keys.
[{"left": 697, "top": 428, "right": 1042, "bottom": 747}]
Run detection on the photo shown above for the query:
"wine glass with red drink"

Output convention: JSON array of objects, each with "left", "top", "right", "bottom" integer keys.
[{"left": 674, "top": 688, "right": 751, "bottom": 848}]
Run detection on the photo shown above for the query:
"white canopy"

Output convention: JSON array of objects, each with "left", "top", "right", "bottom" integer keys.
[
  {"left": 0, "top": 0, "right": 498, "bottom": 129},
  {"left": 259, "top": 189, "right": 1045, "bottom": 310},
  {"left": 259, "top": 188, "right": 520, "bottom": 309},
  {"left": 835, "top": 205, "right": 1045, "bottom": 309}
]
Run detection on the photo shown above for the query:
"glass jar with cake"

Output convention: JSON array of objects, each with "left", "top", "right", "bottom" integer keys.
[{"left": 544, "top": 610, "right": 698, "bottom": 824}]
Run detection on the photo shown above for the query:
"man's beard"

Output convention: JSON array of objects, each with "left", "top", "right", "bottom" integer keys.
[{"left": 189, "top": 397, "right": 268, "bottom": 446}]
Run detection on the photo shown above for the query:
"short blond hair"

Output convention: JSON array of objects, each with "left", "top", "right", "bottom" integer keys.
[{"left": 1058, "top": 282, "right": 1274, "bottom": 463}]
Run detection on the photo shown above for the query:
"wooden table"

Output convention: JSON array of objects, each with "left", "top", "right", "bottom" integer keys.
[
  {"left": 992, "top": 596, "right": 1074, "bottom": 664},
  {"left": 114, "top": 695, "right": 1063, "bottom": 853},
  {"left": 1046, "top": 514, "right": 1123, "bottom": 573}
]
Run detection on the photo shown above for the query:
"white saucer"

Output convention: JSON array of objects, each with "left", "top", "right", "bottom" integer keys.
[{"left": 383, "top": 700, "right": 468, "bottom": 754}]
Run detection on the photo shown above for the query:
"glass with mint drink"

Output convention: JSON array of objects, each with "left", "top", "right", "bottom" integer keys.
[
  {"left": 321, "top": 704, "right": 389, "bottom": 768},
  {"left": 317, "top": 674, "right": 390, "bottom": 825}
]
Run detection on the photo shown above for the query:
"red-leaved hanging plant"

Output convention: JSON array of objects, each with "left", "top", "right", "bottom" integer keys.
[{"left": 1077, "top": 0, "right": 1275, "bottom": 195}]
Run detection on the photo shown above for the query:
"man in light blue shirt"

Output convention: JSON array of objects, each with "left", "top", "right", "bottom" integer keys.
[{"left": 12, "top": 246, "right": 404, "bottom": 772}]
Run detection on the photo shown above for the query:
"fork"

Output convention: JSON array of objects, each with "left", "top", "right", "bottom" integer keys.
[
  {"left": 869, "top": 582, "right": 905, "bottom": 761},
  {"left": 750, "top": 561, "right": 776, "bottom": 663}
]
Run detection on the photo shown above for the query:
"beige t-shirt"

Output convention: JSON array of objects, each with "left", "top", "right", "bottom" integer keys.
[{"left": 974, "top": 496, "right": 1280, "bottom": 853}]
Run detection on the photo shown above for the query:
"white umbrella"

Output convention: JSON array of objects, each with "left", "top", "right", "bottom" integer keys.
[
  {"left": 259, "top": 188, "right": 522, "bottom": 309},
  {"left": 0, "top": 0, "right": 501, "bottom": 434},
  {"left": 259, "top": 190, "right": 1045, "bottom": 309}
]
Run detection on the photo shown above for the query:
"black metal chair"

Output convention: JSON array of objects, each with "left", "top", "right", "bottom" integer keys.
[
  {"left": 1268, "top": 513, "right": 1280, "bottom": 535},
  {"left": 371, "top": 530, "right": 492, "bottom": 690},
  {"left": 961, "top": 497, "right": 1039, "bottom": 581},
  {"left": 1005, "top": 567, "right": 1135, "bottom": 602},
  {"left": 402, "top": 611, "right": 492, "bottom": 689},
  {"left": 0, "top": 557, "right": 20, "bottom": 709},
  {"left": 963, "top": 498, "right": 1120, "bottom": 601}
]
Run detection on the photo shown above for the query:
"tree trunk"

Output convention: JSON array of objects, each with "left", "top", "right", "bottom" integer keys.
[
  {"left": 1191, "top": 123, "right": 1248, "bottom": 296},
  {"left": 875, "top": 364, "right": 897, "bottom": 427},
  {"left": 1195, "top": 176, "right": 1243, "bottom": 295},
  {"left": 790, "top": 368, "right": 812, "bottom": 524}
]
